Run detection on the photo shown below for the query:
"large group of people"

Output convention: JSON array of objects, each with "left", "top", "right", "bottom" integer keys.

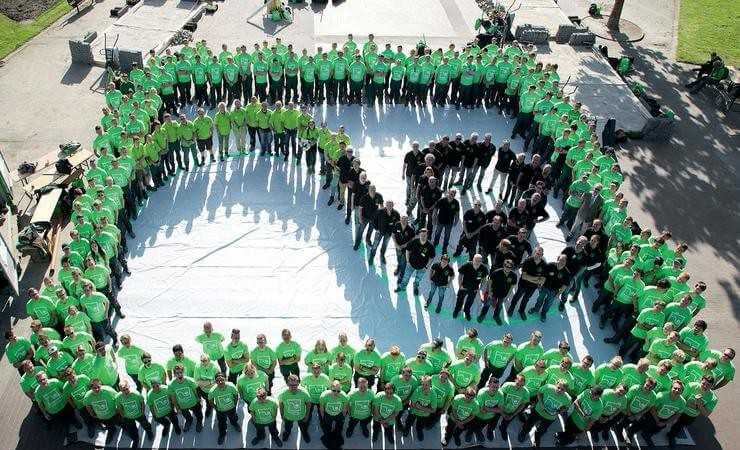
[{"left": 4, "top": 35, "right": 735, "bottom": 449}]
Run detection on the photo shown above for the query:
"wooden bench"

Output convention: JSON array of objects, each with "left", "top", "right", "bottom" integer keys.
[
  {"left": 30, "top": 188, "right": 63, "bottom": 229},
  {"left": 20, "top": 149, "right": 94, "bottom": 205},
  {"left": 67, "top": 0, "right": 92, "bottom": 13}
]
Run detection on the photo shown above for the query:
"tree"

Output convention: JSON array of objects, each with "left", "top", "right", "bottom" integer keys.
[{"left": 607, "top": 0, "right": 626, "bottom": 30}]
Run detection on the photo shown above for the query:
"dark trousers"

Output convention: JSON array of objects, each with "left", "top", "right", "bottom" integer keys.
[
  {"left": 194, "top": 83, "right": 208, "bottom": 106},
  {"left": 453, "top": 288, "right": 479, "bottom": 318},
  {"left": 254, "top": 82, "right": 267, "bottom": 102},
  {"left": 282, "top": 418, "right": 310, "bottom": 437},
  {"left": 285, "top": 76, "right": 299, "bottom": 103},
  {"left": 215, "top": 408, "right": 239, "bottom": 436},
  {"left": 154, "top": 412, "right": 181, "bottom": 433},
  {"left": 241, "top": 74, "right": 253, "bottom": 102},
  {"left": 433, "top": 222, "right": 454, "bottom": 252},
  {"left": 508, "top": 282, "right": 538, "bottom": 314},
  {"left": 478, "top": 365, "right": 507, "bottom": 388},
  {"left": 121, "top": 416, "right": 153, "bottom": 441},
  {"left": 512, "top": 112, "right": 533, "bottom": 139},
  {"left": 454, "top": 233, "right": 478, "bottom": 259},
  {"left": 301, "top": 82, "right": 315, "bottom": 104},
  {"left": 253, "top": 421, "right": 281, "bottom": 442},
  {"left": 321, "top": 414, "right": 345, "bottom": 439},
  {"left": 180, "top": 402, "right": 204, "bottom": 428},
  {"left": 521, "top": 412, "right": 556, "bottom": 443},
  {"left": 349, "top": 80, "right": 363, "bottom": 104},
  {"left": 178, "top": 82, "right": 191, "bottom": 104},
  {"left": 279, "top": 363, "right": 300, "bottom": 382},
  {"left": 209, "top": 82, "right": 223, "bottom": 106},
  {"left": 346, "top": 416, "right": 372, "bottom": 436},
  {"left": 556, "top": 416, "right": 583, "bottom": 445},
  {"left": 270, "top": 78, "right": 284, "bottom": 103},
  {"left": 478, "top": 294, "right": 507, "bottom": 321},
  {"left": 433, "top": 83, "right": 448, "bottom": 105}
]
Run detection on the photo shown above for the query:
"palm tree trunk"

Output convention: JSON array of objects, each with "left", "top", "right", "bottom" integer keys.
[{"left": 607, "top": 0, "right": 626, "bottom": 30}]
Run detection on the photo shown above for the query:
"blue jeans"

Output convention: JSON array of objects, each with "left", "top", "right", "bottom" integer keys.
[
  {"left": 531, "top": 287, "right": 558, "bottom": 319},
  {"left": 354, "top": 218, "right": 372, "bottom": 248},
  {"left": 427, "top": 284, "right": 448, "bottom": 311},
  {"left": 258, "top": 129, "right": 273, "bottom": 153},
  {"left": 396, "top": 251, "right": 407, "bottom": 281},
  {"left": 399, "top": 267, "right": 425, "bottom": 289},
  {"left": 433, "top": 222, "right": 454, "bottom": 252},
  {"left": 369, "top": 231, "right": 391, "bottom": 260}
]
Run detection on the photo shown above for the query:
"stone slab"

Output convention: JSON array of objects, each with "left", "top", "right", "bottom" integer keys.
[{"left": 511, "top": 0, "right": 572, "bottom": 35}]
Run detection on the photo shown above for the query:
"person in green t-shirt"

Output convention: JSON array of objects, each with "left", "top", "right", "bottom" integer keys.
[
  {"left": 249, "top": 387, "right": 282, "bottom": 446},
  {"left": 224, "top": 328, "right": 249, "bottom": 384},
  {"left": 278, "top": 373, "right": 312, "bottom": 443},
  {"left": 632, "top": 380, "right": 687, "bottom": 447},
  {"left": 176, "top": 114, "right": 198, "bottom": 170},
  {"left": 318, "top": 380, "right": 349, "bottom": 445},
  {"left": 402, "top": 375, "right": 438, "bottom": 441},
  {"left": 276, "top": 328, "right": 302, "bottom": 383},
  {"left": 345, "top": 376, "right": 376, "bottom": 438},
  {"left": 84, "top": 378, "right": 121, "bottom": 439},
  {"left": 214, "top": 102, "right": 232, "bottom": 161},
  {"left": 348, "top": 54, "right": 366, "bottom": 104},
  {"left": 498, "top": 374, "right": 531, "bottom": 440},
  {"left": 4, "top": 330, "right": 33, "bottom": 372},
  {"left": 208, "top": 373, "right": 241, "bottom": 444},
  {"left": 442, "top": 387, "right": 481, "bottom": 447},
  {"left": 116, "top": 380, "right": 154, "bottom": 442},
  {"left": 299, "top": 55, "right": 316, "bottom": 105},
  {"left": 192, "top": 108, "right": 215, "bottom": 164},
  {"left": 555, "top": 385, "right": 604, "bottom": 445},
  {"left": 590, "top": 384, "right": 628, "bottom": 443},
  {"left": 169, "top": 364, "right": 203, "bottom": 432},
  {"left": 372, "top": 382, "right": 402, "bottom": 444},
  {"left": 353, "top": 338, "right": 382, "bottom": 389},
  {"left": 450, "top": 352, "right": 482, "bottom": 392},
  {"left": 35, "top": 372, "right": 80, "bottom": 443},
  {"left": 207, "top": 55, "right": 224, "bottom": 108},
  {"left": 620, "top": 377, "right": 658, "bottom": 439},
  {"left": 301, "top": 363, "right": 331, "bottom": 421},
  {"left": 519, "top": 379, "right": 572, "bottom": 446},
  {"left": 191, "top": 55, "right": 209, "bottom": 107},
  {"left": 147, "top": 379, "right": 182, "bottom": 435},
  {"left": 195, "top": 321, "right": 226, "bottom": 373},
  {"left": 666, "top": 376, "right": 717, "bottom": 446}
]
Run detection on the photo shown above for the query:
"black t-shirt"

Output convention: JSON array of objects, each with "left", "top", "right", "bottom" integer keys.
[
  {"left": 418, "top": 184, "right": 442, "bottom": 209},
  {"left": 491, "top": 248, "right": 517, "bottom": 270},
  {"left": 430, "top": 262, "right": 455, "bottom": 287},
  {"left": 435, "top": 142, "right": 452, "bottom": 168},
  {"left": 462, "top": 209, "right": 486, "bottom": 234},
  {"left": 393, "top": 223, "right": 416, "bottom": 247},
  {"left": 413, "top": 163, "right": 441, "bottom": 184},
  {"left": 525, "top": 199, "right": 549, "bottom": 228},
  {"left": 359, "top": 192, "right": 383, "bottom": 220},
  {"left": 461, "top": 140, "right": 478, "bottom": 168},
  {"left": 447, "top": 140, "right": 464, "bottom": 166},
  {"left": 485, "top": 209, "right": 508, "bottom": 225},
  {"left": 373, "top": 208, "right": 400, "bottom": 234},
  {"left": 404, "top": 150, "right": 424, "bottom": 177},
  {"left": 506, "top": 235, "right": 533, "bottom": 264},
  {"left": 560, "top": 246, "right": 588, "bottom": 273},
  {"left": 347, "top": 168, "right": 363, "bottom": 189},
  {"left": 478, "top": 224, "right": 507, "bottom": 252},
  {"left": 353, "top": 181, "right": 370, "bottom": 204},
  {"left": 507, "top": 160, "right": 524, "bottom": 185},
  {"left": 542, "top": 263, "right": 571, "bottom": 290},
  {"left": 584, "top": 244, "right": 606, "bottom": 267},
  {"left": 477, "top": 142, "right": 496, "bottom": 167},
  {"left": 435, "top": 197, "right": 460, "bottom": 225},
  {"left": 406, "top": 238, "right": 436, "bottom": 270},
  {"left": 508, "top": 208, "right": 530, "bottom": 231},
  {"left": 516, "top": 163, "right": 541, "bottom": 189},
  {"left": 494, "top": 148, "right": 515, "bottom": 172},
  {"left": 337, "top": 155, "right": 355, "bottom": 181},
  {"left": 458, "top": 262, "right": 489, "bottom": 290},
  {"left": 488, "top": 268, "right": 518, "bottom": 297},
  {"left": 520, "top": 256, "right": 546, "bottom": 286},
  {"left": 583, "top": 226, "right": 609, "bottom": 253}
]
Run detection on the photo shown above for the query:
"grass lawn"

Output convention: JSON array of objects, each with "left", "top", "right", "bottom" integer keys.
[
  {"left": 676, "top": 0, "right": 739, "bottom": 66},
  {"left": 0, "top": 1, "right": 72, "bottom": 60}
]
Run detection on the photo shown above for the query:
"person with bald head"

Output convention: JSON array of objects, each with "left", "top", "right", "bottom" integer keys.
[
  {"left": 529, "top": 254, "right": 572, "bottom": 322},
  {"left": 508, "top": 246, "right": 547, "bottom": 320},
  {"left": 454, "top": 254, "right": 489, "bottom": 321}
]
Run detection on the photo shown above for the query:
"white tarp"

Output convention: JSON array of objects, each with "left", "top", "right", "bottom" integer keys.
[{"left": 92, "top": 105, "right": 688, "bottom": 448}]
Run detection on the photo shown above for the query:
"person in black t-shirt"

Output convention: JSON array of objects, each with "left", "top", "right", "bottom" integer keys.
[
  {"left": 524, "top": 192, "right": 549, "bottom": 232},
  {"left": 426, "top": 254, "right": 455, "bottom": 313},
  {"left": 515, "top": 155, "right": 542, "bottom": 204},
  {"left": 477, "top": 216, "right": 507, "bottom": 266},
  {"left": 443, "top": 134, "right": 463, "bottom": 191},
  {"left": 392, "top": 216, "right": 416, "bottom": 279},
  {"left": 507, "top": 246, "right": 546, "bottom": 320},
  {"left": 402, "top": 142, "right": 424, "bottom": 209},
  {"left": 474, "top": 133, "right": 496, "bottom": 190},
  {"left": 416, "top": 176, "right": 442, "bottom": 235},
  {"left": 453, "top": 254, "right": 489, "bottom": 320},
  {"left": 502, "top": 153, "right": 525, "bottom": 206},
  {"left": 336, "top": 147, "right": 355, "bottom": 210},
  {"left": 433, "top": 188, "right": 460, "bottom": 254},
  {"left": 457, "top": 133, "right": 479, "bottom": 194},
  {"left": 507, "top": 199, "right": 530, "bottom": 235},
  {"left": 354, "top": 185, "right": 383, "bottom": 250},
  {"left": 506, "top": 228, "right": 533, "bottom": 266},
  {"left": 557, "top": 236, "right": 589, "bottom": 310},
  {"left": 490, "top": 239, "right": 517, "bottom": 271},
  {"left": 479, "top": 259, "right": 518, "bottom": 324},
  {"left": 409, "top": 165, "right": 436, "bottom": 216},
  {"left": 484, "top": 199, "right": 508, "bottom": 225},
  {"left": 486, "top": 139, "right": 514, "bottom": 197},
  {"left": 396, "top": 229, "right": 436, "bottom": 295},
  {"left": 528, "top": 254, "right": 571, "bottom": 321},
  {"left": 369, "top": 200, "right": 400, "bottom": 266},
  {"left": 566, "top": 234, "right": 606, "bottom": 306},
  {"left": 453, "top": 201, "right": 486, "bottom": 259},
  {"left": 345, "top": 161, "right": 367, "bottom": 224}
]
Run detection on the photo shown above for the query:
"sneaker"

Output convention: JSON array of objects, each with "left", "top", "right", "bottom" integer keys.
[
  {"left": 387, "top": 431, "right": 395, "bottom": 443},
  {"left": 344, "top": 217, "right": 350, "bottom": 225},
  {"left": 327, "top": 196, "right": 335, "bottom": 206},
  {"left": 527, "top": 307, "right": 537, "bottom": 314},
  {"left": 217, "top": 434, "right": 225, "bottom": 445},
  {"left": 337, "top": 203, "right": 344, "bottom": 211},
  {"left": 251, "top": 437, "right": 262, "bottom": 446},
  {"left": 302, "top": 432, "right": 311, "bottom": 443},
  {"left": 274, "top": 436, "right": 283, "bottom": 447}
]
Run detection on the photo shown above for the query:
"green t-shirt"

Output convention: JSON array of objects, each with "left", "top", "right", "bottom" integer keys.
[
  {"left": 85, "top": 386, "right": 119, "bottom": 420},
  {"left": 499, "top": 382, "right": 530, "bottom": 415},
  {"left": 208, "top": 383, "right": 239, "bottom": 412},
  {"left": 301, "top": 373, "right": 331, "bottom": 403},
  {"left": 535, "top": 384, "right": 572, "bottom": 420},
  {"left": 389, "top": 374, "right": 419, "bottom": 402},
  {"left": 354, "top": 349, "right": 381, "bottom": 376},
  {"left": 406, "top": 358, "right": 435, "bottom": 378},
  {"left": 168, "top": 376, "right": 200, "bottom": 409},
  {"left": 328, "top": 363, "right": 353, "bottom": 392},
  {"left": 594, "top": 364, "right": 624, "bottom": 389},
  {"left": 373, "top": 392, "right": 402, "bottom": 419},
  {"left": 214, "top": 111, "right": 232, "bottom": 136},
  {"left": 683, "top": 382, "right": 717, "bottom": 417},
  {"left": 456, "top": 337, "right": 484, "bottom": 360},
  {"left": 409, "top": 386, "right": 438, "bottom": 417},
  {"left": 276, "top": 341, "right": 302, "bottom": 362},
  {"left": 36, "top": 379, "right": 68, "bottom": 414},
  {"left": 20, "top": 366, "right": 45, "bottom": 395},
  {"left": 571, "top": 392, "right": 604, "bottom": 430},
  {"left": 380, "top": 352, "right": 407, "bottom": 382},
  {"left": 301, "top": 62, "right": 316, "bottom": 83},
  {"left": 279, "top": 387, "right": 311, "bottom": 421},
  {"left": 600, "top": 388, "right": 628, "bottom": 417},
  {"left": 430, "top": 374, "right": 455, "bottom": 408},
  {"left": 224, "top": 341, "right": 249, "bottom": 375},
  {"left": 450, "top": 360, "right": 481, "bottom": 390},
  {"left": 521, "top": 366, "right": 548, "bottom": 398},
  {"left": 138, "top": 363, "right": 166, "bottom": 389},
  {"left": 514, "top": 343, "right": 544, "bottom": 371},
  {"left": 116, "top": 391, "right": 145, "bottom": 419},
  {"left": 626, "top": 384, "right": 657, "bottom": 414},
  {"left": 90, "top": 352, "right": 118, "bottom": 386},
  {"left": 451, "top": 394, "right": 480, "bottom": 420},
  {"left": 195, "top": 332, "right": 224, "bottom": 360},
  {"left": 475, "top": 387, "right": 502, "bottom": 420},
  {"left": 348, "top": 388, "right": 375, "bottom": 419},
  {"left": 166, "top": 356, "right": 196, "bottom": 378},
  {"left": 116, "top": 345, "right": 144, "bottom": 376},
  {"left": 320, "top": 390, "right": 349, "bottom": 416},
  {"left": 236, "top": 371, "right": 268, "bottom": 403},
  {"left": 147, "top": 387, "right": 173, "bottom": 418},
  {"left": 26, "top": 297, "right": 57, "bottom": 327},
  {"left": 620, "top": 364, "right": 648, "bottom": 388},
  {"left": 193, "top": 116, "right": 214, "bottom": 140},
  {"left": 62, "top": 375, "right": 91, "bottom": 409},
  {"left": 654, "top": 391, "right": 687, "bottom": 419},
  {"left": 6, "top": 337, "right": 32, "bottom": 365},
  {"left": 249, "top": 397, "right": 279, "bottom": 424},
  {"left": 631, "top": 309, "right": 665, "bottom": 339},
  {"left": 250, "top": 346, "right": 277, "bottom": 373}
]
